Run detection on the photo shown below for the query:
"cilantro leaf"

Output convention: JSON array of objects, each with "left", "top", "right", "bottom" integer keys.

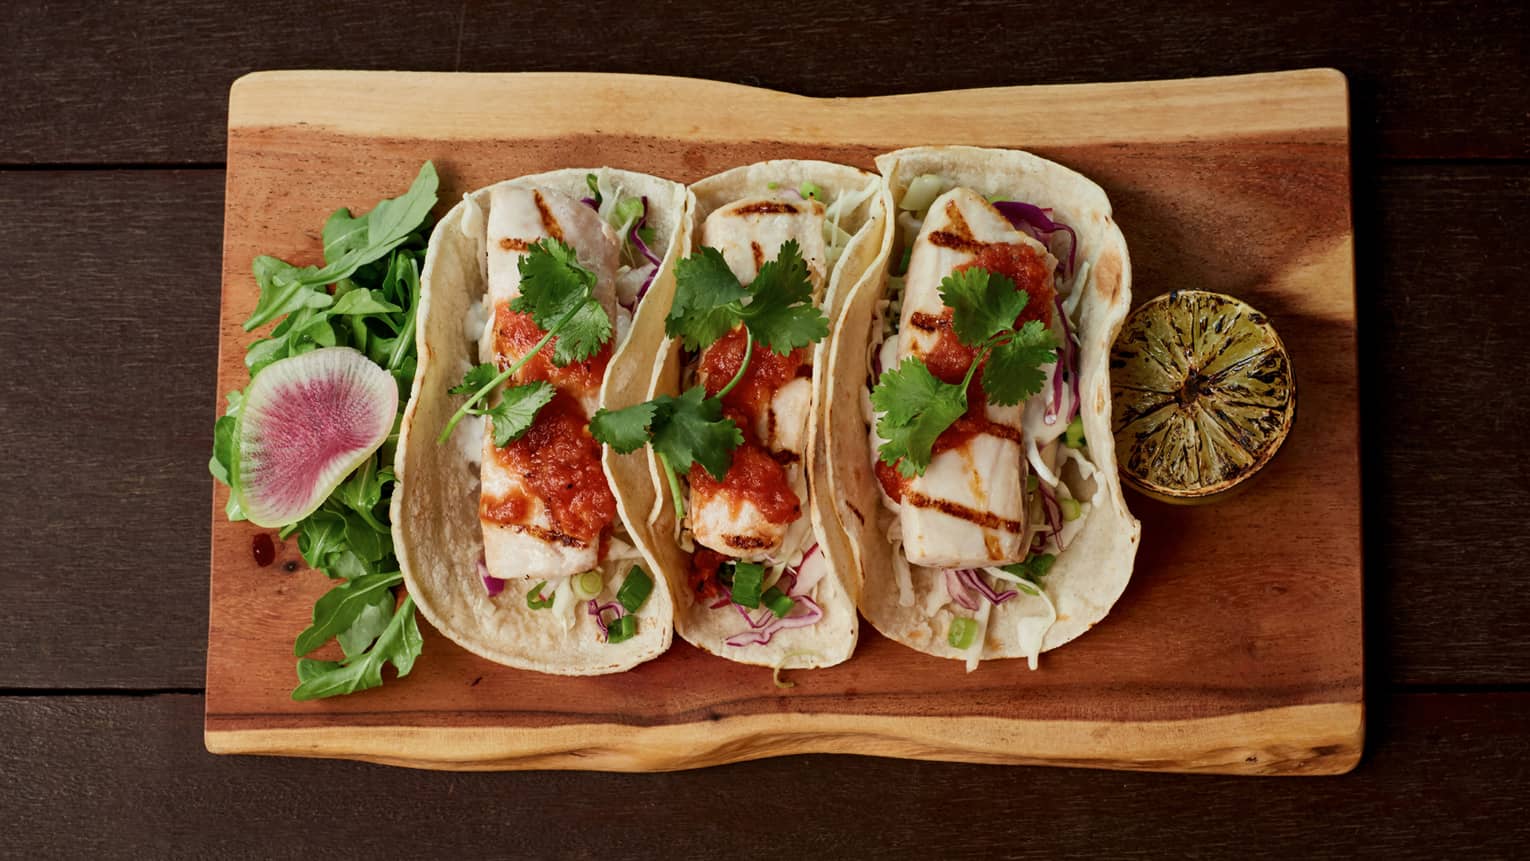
[
  {"left": 449, "top": 363, "right": 499, "bottom": 395},
  {"left": 666, "top": 240, "right": 827, "bottom": 356},
  {"left": 870, "top": 357, "right": 969, "bottom": 478},
  {"left": 591, "top": 386, "right": 743, "bottom": 480},
  {"left": 650, "top": 386, "right": 743, "bottom": 481},
  {"left": 509, "top": 238, "right": 611, "bottom": 366},
  {"left": 666, "top": 246, "right": 749, "bottom": 351},
  {"left": 484, "top": 382, "right": 556, "bottom": 447},
  {"left": 737, "top": 240, "right": 829, "bottom": 354},
  {"left": 983, "top": 320, "right": 1060, "bottom": 406},
  {"left": 589, "top": 400, "right": 659, "bottom": 454},
  {"left": 940, "top": 268, "right": 1029, "bottom": 346}
]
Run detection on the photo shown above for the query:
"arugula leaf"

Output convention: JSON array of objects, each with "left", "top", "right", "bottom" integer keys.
[
  {"left": 664, "top": 241, "right": 827, "bottom": 356},
  {"left": 218, "top": 162, "right": 434, "bottom": 700},
  {"left": 485, "top": 382, "right": 556, "bottom": 446},
  {"left": 983, "top": 320, "right": 1059, "bottom": 406},
  {"left": 291, "top": 595, "right": 422, "bottom": 701},
  {"left": 940, "top": 268, "right": 1028, "bottom": 345},
  {"left": 870, "top": 357, "right": 970, "bottom": 478},
  {"left": 245, "top": 162, "right": 438, "bottom": 331},
  {"left": 293, "top": 570, "right": 403, "bottom": 656},
  {"left": 666, "top": 247, "right": 749, "bottom": 350},
  {"left": 329, "top": 288, "right": 402, "bottom": 317}
]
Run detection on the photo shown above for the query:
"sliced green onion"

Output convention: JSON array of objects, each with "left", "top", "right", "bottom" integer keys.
[
  {"left": 798, "top": 181, "right": 822, "bottom": 200},
  {"left": 762, "top": 586, "right": 795, "bottom": 618},
  {"left": 571, "top": 570, "right": 604, "bottom": 601},
  {"left": 893, "top": 246, "right": 912, "bottom": 276},
  {"left": 766, "top": 180, "right": 780, "bottom": 190},
  {"left": 948, "top": 617, "right": 978, "bottom": 649},
  {"left": 1063, "top": 416, "right": 1086, "bottom": 449},
  {"left": 899, "top": 174, "right": 945, "bottom": 212},
  {"left": 616, "top": 565, "right": 654, "bottom": 613},
  {"left": 984, "top": 192, "right": 1006, "bottom": 204},
  {"left": 606, "top": 614, "right": 636, "bottom": 644},
  {"left": 526, "top": 581, "right": 554, "bottom": 610},
  {"left": 585, "top": 173, "right": 601, "bottom": 204},
  {"left": 1026, "top": 472, "right": 1039, "bottom": 491},
  {"left": 731, "top": 561, "right": 765, "bottom": 608},
  {"left": 611, "top": 196, "right": 645, "bottom": 234},
  {"left": 1060, "top": 497, "right": 1082, "bottom": 522}
]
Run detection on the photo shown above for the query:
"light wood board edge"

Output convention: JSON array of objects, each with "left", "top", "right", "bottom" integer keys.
[
  {"left": 206, "top": 702, "right": 1362, "bottom": 776},
  {"left": 227, "top": 69, "right": 1348, "bottom": 148}
]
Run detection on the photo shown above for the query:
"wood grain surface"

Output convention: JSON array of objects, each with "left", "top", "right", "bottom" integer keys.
[
  {"left": 3, "top": 0, "right": 1527, "bottom": 852},
  {"left": 203, "top": 70, "right": 1361, "bottom": 773}
]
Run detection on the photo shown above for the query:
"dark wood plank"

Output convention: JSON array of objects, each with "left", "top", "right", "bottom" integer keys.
[
  {"left": 1, "top": 160, "right": 1524, "bottom": 691},
  {"left": 0, "top": 0, "right": 1525, "bottom": 163},
  {"left": 0, "top": 170, "right": 223, "bottom": 688},
  {"left": 1363, "top": 163, "right": 1530, "bottom": 684},
  {"left": 1, "top": 692, "right": 1526, "bottom": 855}
]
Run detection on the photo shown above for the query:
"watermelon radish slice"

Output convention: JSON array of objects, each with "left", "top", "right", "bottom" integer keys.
[{"left": 235, "top": 347, "right": 398, "bottom": 527}]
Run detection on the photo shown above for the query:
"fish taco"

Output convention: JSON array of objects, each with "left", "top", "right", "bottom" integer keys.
[
  {"left": 393, "top": 167, "right": 689, "bottom": 675},
  {"left": 593, "top": 161, "right": 892, "bottom": 670},
  {"left": 823, "top": 146, "right": 1140, "bottom": 670}
]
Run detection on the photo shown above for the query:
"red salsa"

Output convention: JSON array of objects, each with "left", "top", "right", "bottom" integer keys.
[
  {"left": 482, "top": 389, "right": 616, "bottom": 543},
  {"left": 493, "top": 303, "right": 611, "bottom": 397}
]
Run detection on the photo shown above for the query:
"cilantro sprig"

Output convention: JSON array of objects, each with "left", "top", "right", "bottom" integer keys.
[
  {"left": 665, "top": 239, "right": 828, "bottom": 356},
  {"left": 591, "top": 384, "right": 745, "bottom": 521},
  {"left": 439, "top": 239, "right": 613, "bottom": 447},
  {"left": 591, "top": 242, "right": 828, "bottom": 519},
  {"left": 209, "top": 162, "right": 436, "bottom": 701},
  {"left": 871, "top": 267, "right": 1060, "bottom": 477}
]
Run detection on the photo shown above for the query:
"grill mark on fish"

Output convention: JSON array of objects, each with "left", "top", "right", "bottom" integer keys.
[
  {"left": 504, "top": 522, "right": 590, "bottom": 548},
  {"left": 532, "top": 190, "right": 564, "bottom": 241},
  {"left": 751, "top": 241, "right": 765, "bottom": 271},
  {"left": 909, "top": 311, "right": 948, "bottom": 333},
  {"left": 498, "top": 237, "right": 531, "bottom": 252},
  {"left": 983, "top": 534, "right": 1002, "bottom": 560},
  {"left": 732, "top": 201, "right": 800, "bottom": 216},
  {"left": 722, "top": 534, "right": 774, "bottom": 551},
  {"left": 928, "top": 231, "right": 989, "bottom": 254},
  {"left": 904, "top": 491, "right": 1024, "bottom": 533}
]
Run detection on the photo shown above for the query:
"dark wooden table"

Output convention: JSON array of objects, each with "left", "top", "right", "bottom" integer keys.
[{"left": 3, "top": 0, "right": 1526, "bottom": 856}]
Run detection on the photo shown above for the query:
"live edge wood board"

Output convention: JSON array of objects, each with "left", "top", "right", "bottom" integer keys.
[{"left": 208, "top": 69, "right": 1361, "bottom": 775}]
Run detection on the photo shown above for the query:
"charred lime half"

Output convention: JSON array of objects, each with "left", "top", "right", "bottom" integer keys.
[{"left": 1110, "top": 290, "right": 1295, "bottom": 503}]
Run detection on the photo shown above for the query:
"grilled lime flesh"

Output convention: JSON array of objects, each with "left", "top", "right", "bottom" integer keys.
[{"left": 1110, "top": 290, "right": 1294, "bottom": 501}]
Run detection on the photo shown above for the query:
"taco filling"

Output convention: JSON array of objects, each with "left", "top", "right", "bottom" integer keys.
[
  {"left": 594, "top": 167, "right": 882, "bottom": 663},
  {"left": 441, "top": 178, "right": 664, "bottom": 645},
  {"left": 854, "top": 159, "right": 1122, "bottom": 671}
]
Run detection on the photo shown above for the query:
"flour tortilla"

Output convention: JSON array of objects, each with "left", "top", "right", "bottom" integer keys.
[
  {"left": 628, "top": 161, "right": 893, "bottom": 669},
  {"left": 392, "top": 168, "right": 689, "bottom": 675},
  {"left": 824, "top": 146, "right": 1140, "bottom": 663}
]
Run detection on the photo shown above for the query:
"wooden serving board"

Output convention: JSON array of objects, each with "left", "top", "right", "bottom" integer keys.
[{"left": 208, "top": 69, "right": 1361, "bottom": 774}]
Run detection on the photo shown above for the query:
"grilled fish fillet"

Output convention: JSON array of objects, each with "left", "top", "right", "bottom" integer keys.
[
  {"left": 478, "top": 187, "right": 620, "bottom": 579},
  {"left": 688, "top": 195, "right": 826, "bottom": 560},
  {"left": 894, "top": 188, "right": 1050, "bottom": 568}
]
